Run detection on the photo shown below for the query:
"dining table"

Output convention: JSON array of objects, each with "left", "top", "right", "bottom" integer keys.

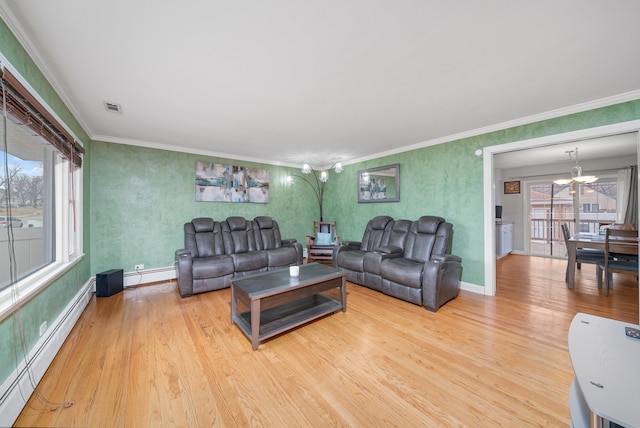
[{"left": 566, "top": 232, "right": 639, "bottom": 289}]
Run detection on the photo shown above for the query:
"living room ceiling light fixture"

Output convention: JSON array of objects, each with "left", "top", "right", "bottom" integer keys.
[
  {"left": 553, "top": 147, "right": 598, "bottom": 185},
  {"left": 286, "top": 162, "right": 342, "bottom": 221}
]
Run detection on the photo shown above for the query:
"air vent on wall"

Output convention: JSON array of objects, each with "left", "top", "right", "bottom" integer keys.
[{"left": 103, "top": 101, "right": 123, "bottom": 114}]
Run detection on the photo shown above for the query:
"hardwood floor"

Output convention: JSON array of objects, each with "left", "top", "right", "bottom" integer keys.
[{"left": 15, "top": 255, "right": 638, "bottom": 427}]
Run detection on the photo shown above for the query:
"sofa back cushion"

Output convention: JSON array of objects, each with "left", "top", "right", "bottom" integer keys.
[
  {"left": 385, "top": 219, "right": 412, "bottom": 249},
  {"left": 185, "top": 217, "right": 225, "bottom": 258},
  {"left": 403, "top": 216, "right": 451, "bottom": 262},
  {"left": 222, "top": 216, "right": 258, "bottom": 254},
  {"left": 360, "top": 216, "right": 394, "bottom": 252},
  {"left": 253, "top": 216, "right": 283, "bottom": 250}
]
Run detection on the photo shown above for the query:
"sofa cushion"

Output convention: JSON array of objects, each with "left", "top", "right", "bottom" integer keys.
[
  {"left": 226, "top": 216, "right": 248, "bottom": 231},
  {"left": 387, "top": 219, "right": 412, "bottom": 248},
  {"left": 253, "top": 216, "right": 283, "bottom": 250},
  {"left": 416, "top": 216, "right": 445, "bottom": 234},
  {"left": 231, "top": 251, "right": 268, "bottom": 272},
  {"left": 360, "top": 216, "right": 394, "bottom": 252},
  {"left": 338, "top": 250, "right": 367, "bottom": 272},
  {"left": 380, "top": 257, "right": 423, "bottom": 288},
  {"left": 192, "top": 255, "right": 234, "bottom": 280},
  {"left": 315, "top": 232, "right": 332, "bottom": 246},
  {"left": 185, "top": 218, "right": 225, "bottom": 258},
  {"left": 192, "top": 217, "right": 215, "bottom": 233},
  {"left": 223, "top": 216, "right": 259, "bottom": 254},
  {"left": 265, "top": 247, "right": 297, "bottom": 267},
  {"left": 254, "top": 216, "right": 273, "bottom": 229}
]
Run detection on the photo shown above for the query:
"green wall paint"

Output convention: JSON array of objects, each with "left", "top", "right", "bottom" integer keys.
[
  {"left": 91, "top": 99, "right": 640, "bottom": 288},
  {"left": 324, "top": 99, "right": 640, "bottom": 286},
  {"left": 0, "top": 20, "right": 92, "bottom": 383},
  {"left": 324, "top": 142, "right": 485, "bottom": 285},
  {"left": 89, "top": 142, "right": 318, "bottom": 275}
]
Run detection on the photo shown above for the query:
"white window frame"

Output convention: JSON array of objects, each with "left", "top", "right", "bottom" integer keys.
[{"left": 0, "top": 58, "right": 84, "bottom": 320}]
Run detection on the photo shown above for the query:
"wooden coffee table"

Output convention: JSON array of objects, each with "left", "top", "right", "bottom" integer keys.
[{"left": 230, "top": 263, "right": 347, "bottom": 350}]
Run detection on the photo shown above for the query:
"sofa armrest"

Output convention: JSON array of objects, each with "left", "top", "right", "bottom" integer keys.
[
  {"left": 364, "top": 249, "right": 404, "bottom": 274},
  {"left": 422, "top": 255, "right": 463, "bottom": 312},
  {"left": 333, "top": 240, "right": 361, "bottom": 268},
  {"left": 280, "top": 238, "right": 303, "bottom": 265},
  {"left": 175, "top": 249, "right": 194, "bottom": 298},
  {"left": 374, "top": 245, "right": 403, "bottom": 255},
  {"left": 431, "top": 254, "right": 462, "bottom": 264}
]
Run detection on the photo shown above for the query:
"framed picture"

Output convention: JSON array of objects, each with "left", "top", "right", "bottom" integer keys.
[
  {"left": 195, "top": 161, "right": 270, "bottom": 203},
  {"left": 504, "top": 180, "right": 520, "bottom": 194},
  {"left": 357, "top": 164, "right": 400, "bottom": 203}
]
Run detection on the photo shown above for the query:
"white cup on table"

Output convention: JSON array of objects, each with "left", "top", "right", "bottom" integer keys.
[{"left": 289, "top": 266, "right": 299, "bottom": 277}]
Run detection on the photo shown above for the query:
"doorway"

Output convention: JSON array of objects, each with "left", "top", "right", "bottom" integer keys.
[{"left": 483, "top": 120, "right": 640, "bottom": 297}]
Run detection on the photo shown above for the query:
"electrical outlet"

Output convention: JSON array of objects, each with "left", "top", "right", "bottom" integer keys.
[
  {"left": 39, "top": 321, "right": 47, "bottom": 337},
  {"left": 135, "top": 264, "right": 144, "bottom": 271}
]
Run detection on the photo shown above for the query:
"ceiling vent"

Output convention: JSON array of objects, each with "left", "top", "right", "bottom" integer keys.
[{"left": 103, "top": 101, "right": 122, "bottom": 114}]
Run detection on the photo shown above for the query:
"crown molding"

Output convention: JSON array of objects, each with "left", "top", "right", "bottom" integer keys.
[
  {"left": 92, "top": 134, "right": 300, "bottom": 168},
  {"left": 3, "top": 3, "right": 639, "bottom": 168},
  {"left": 96, "top": 89, "right": 640, "bottom": 169},
  {"left": 341, "top": 89, "right": 640, "bottom": 166},
  {"left": 0, "top": 4, "right": 94, "bottom": 141}
]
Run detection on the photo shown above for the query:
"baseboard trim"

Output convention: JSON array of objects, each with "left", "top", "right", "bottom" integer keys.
[
  {"left": 122, "top": 266, "right": 176, "bottom": 288},
  {"left": 460, "top": 281, "right": 485, "bottom": 295},
  {"left": 0, "top": 278, "right": 93, "bottom": 427}
]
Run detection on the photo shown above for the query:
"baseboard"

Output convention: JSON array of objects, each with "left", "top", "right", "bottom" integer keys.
[
  {"left": 122, "top": 266, "right": 176, "bottom": 288},
  {"left": 0, "top": 278, "right": 93, "bottom": 427},
  {"left": 460, "top": 281, "right": 485, "bottom": 295}
]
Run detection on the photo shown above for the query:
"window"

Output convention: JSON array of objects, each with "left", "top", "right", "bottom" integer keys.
[
  {"left": 0, "top": 122, "right": 54, "bottom": 289},
  {"left": 0, "top": 62, "right": 83, "bottom": 317},
  {"left": 577, "top": 178, "right": 617, "bottom": 233}
]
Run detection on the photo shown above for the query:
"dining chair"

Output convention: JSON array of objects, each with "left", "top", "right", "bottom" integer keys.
[
  {"left": 597, "top": 228, "right": 639, "bottom": 296},
  {"left": 607, "top": 223, "right": 635, "bottom": 230},
  {"left": 560, "top": 223, "right": 606, "bottom": 283},
  {"left": 606, "top": 223, "right": 638, "bottom": 263}
]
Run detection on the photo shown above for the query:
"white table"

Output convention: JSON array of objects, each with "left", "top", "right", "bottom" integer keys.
[{"left": 568, "top": 313, "right": 640, "bottom": 427}]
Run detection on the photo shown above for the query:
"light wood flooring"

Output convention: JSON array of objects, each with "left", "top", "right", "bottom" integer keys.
[{"left": 14, "top": 255, "right": 639, "bottom": 427}]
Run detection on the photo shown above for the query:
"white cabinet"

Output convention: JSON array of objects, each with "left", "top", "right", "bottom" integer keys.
[{"left": 496, "top": 222, "right": 513, "bottom": 258}]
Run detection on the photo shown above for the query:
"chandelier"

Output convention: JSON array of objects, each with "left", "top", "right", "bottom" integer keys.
[
  {"left": 286, "top": 162, "right": 343, "bottom": 221},
  {"left": 553, "top": 147, "right": 598, "bottom": 185}
]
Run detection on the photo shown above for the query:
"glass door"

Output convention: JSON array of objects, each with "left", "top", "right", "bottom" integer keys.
[
  {"left": 527, "top": 177, "right": 618, "bottom": 257},
  {"left": 527, "top": 182, "right": 575, "bottom": 257}
]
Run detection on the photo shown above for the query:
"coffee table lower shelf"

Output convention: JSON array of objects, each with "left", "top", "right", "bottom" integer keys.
[{"left": 233, "top": 294, "right": 342, "bottom": 347}]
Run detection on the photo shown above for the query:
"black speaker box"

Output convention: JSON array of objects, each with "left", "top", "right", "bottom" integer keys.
[{"left": 96, "top": 269, "right": 124, "bottom": 297}]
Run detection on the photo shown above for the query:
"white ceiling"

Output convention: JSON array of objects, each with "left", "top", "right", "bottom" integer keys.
[{"left": 1, "top": 1, "right": 640, "bottom": 169}]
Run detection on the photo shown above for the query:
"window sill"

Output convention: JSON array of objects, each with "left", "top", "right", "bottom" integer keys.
[{"left": 0, "top": 254, "right": 85, "bottom": 322}]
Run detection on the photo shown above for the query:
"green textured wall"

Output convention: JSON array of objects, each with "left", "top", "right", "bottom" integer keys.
[
  {"left": 91, "top": 99, "right": 640, "bottom": 288},
  {"left": 324, "top": 100, "right": 640, "bottom": 286},
  {"left": 89, "top": 141, "right": 317, "bottom": 275},
  {"left": 0, "top": 19, "right": 92, "bottom": 384}
]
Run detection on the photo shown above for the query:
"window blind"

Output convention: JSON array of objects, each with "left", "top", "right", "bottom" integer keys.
[{"left": 0, "top": 66, "right": 84, "bottom": 167}]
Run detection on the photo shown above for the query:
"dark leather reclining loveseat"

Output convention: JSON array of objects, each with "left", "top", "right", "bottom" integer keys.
[
  {"left": 175, "top": 216, "right": 303, "bottom": 297},
  {"left": 333, "top": 215, "right": 462, "bottom": 311}
]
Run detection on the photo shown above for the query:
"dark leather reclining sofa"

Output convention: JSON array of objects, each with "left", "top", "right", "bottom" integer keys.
[
  {"left": 175, "top": 216, "right": 303, "bottom": 297},
  {"left": 333, "top": 215, "right": 462, "bottom": 311}
]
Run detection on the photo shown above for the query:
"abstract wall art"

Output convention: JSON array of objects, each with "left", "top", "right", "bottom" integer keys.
[{"left": 195, "top": 161, "right": 269, "bottom": 203}]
